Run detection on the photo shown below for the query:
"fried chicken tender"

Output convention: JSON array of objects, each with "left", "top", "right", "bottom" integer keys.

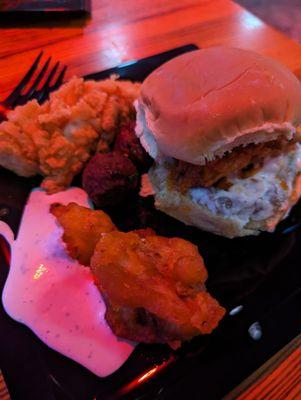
[
  {"left": 91, "top": 231, "right": 225, "bottom": 347},
  {"left": 50, "top": 202, "right": 117, "bottom": 266},
  {"left": 0, "top": 77, "right": 141, "bottom": 193}
]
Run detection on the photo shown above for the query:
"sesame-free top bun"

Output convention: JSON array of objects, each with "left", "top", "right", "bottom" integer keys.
[{"left": 139, "top": 47, "right": 301, "bottom": 165}]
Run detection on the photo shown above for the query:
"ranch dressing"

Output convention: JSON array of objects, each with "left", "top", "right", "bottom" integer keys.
[{"left": 1, "top": 188, "right": 135, "bottom": 377}]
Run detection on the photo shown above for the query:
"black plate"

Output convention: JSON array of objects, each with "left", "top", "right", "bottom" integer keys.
[{"left": 1, "top": 44, "right": 301, "bottom": 400}]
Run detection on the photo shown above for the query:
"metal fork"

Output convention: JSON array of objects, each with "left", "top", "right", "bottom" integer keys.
[{"left": 0, "top": 51, "right": 67, "bottom": 122}]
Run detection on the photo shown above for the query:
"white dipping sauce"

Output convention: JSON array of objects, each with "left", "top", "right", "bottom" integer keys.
[{"left": 1, "top": 188, "right": 135, "bottom": 377}]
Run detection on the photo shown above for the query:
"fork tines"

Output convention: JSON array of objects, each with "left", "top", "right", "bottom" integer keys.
[{"left": 1, "top": 51, "right": 67, "bottom": 109}]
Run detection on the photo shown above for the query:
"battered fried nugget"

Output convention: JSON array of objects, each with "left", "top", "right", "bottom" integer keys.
[
  {"left": 51, "top": 202, "right": 117, "bottom": 265},
  {"left": 90, "top": 231, "right": 225, "bottom": 347}
]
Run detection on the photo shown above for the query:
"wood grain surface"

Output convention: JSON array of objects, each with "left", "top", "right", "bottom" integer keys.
[
  {"left": 225, "top": 334, "right": 301, "bottom": 400},
  {"left": 1, "top": 0, "right": 301, "bottom": 102},
  {"left": 0, "top": 371, "right": 10, "bottom": 400},
  {"left": 1, "top": 1, "right": 301, "bottom": 399}
]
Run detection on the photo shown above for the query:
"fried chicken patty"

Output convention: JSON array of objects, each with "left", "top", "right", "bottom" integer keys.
[
  {"left": 171, "top": 138, "right": 297, "bottom": 192},
  {"left": 91, "top": 231, "right": 225, "bottom": 348}
]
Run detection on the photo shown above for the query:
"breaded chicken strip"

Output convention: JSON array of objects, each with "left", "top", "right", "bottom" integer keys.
[
  {"left": 0, "top": 77, "right": 141, "bottom": 193},
  {"left": 50, "top": 202, "right": 117, "bottom": 265},
  {"left": 91, "top": 231, "right": 225, "bottom": 348}
]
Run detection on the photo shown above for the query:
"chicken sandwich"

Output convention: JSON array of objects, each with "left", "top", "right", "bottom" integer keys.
[{"left": 135, "top": 47, "right": 301, "bottom": 237}]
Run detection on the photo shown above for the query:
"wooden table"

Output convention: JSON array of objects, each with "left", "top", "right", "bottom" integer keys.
[
  {"left": 1, "top": 0, "right": 301, "bottom": 101},
  {"left": 1, "top": 1, "right": 301, "bottom": 399}
]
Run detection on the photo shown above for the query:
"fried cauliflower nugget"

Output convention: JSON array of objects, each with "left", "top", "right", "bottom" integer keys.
[
  {"left": 90, "top": 231, "right": 225, "bottom": 347},
  {"left": 0, "top": 77, "right": 141, "bottom": 193},
  {"left": 50, "top": 202, "right": 117, "bottom": 265}
]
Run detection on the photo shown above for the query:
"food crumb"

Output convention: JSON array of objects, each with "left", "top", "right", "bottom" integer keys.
[
  {"left": 229, "top": 305, "right": 243, "bottom": 316},
  {"left": 248, "top": 321, "right": 262, "bottom": 340}
]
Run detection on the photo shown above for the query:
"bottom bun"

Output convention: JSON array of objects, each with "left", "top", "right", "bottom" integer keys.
[{"left": 148, "top": 166, "right": 301, "bottom": 239}]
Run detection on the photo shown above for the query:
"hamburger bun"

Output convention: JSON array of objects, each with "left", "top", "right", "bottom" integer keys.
[
  {"left": 138, "top": 47, "right": 301, "bottom": 165},
  {"left": 149, "top": 164, "right": 301, "bottom": 238}
]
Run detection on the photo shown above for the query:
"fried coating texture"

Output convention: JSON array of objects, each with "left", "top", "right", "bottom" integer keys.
[
  {"left": 0, "top": 77, "right": 141, "bottom": 193},
  {"left": 51, "top": 203, "right": 225, "bottom": 346},
  {"left": 90, "top": 231, "right": 225, "bottom": 347},
  {"left": 50, "top": 202, "right": 117, "bottom": 266},
  {"left": 172, "top": 138, "right": 297, "bottom": 191}
]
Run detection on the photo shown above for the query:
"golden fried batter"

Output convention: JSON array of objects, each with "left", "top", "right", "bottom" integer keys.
[
  {"left": 172, "top": 138, "right": 297, "bottom": 191},
  {"left": 50, "top": 202, "right": 117, "bottom": 265},
  {"left": 0, "top": 77, "right": 141, "bottom": 193},
  {"left": 51, "top": 204, "right": 225, "bottom": 346},
  {"left": 91, "top": 231, "right": 225, "bottom": 347}
]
